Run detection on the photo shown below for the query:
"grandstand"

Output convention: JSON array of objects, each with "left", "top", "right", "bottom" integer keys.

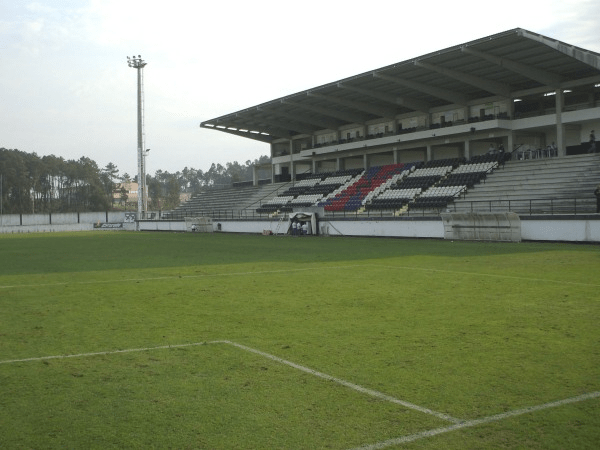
[
  {"left": 167, "top": 154, "right": 600, "bottom": 219},
  {"left": 160, "top": 29, "right": 600, "bottom": 239}
]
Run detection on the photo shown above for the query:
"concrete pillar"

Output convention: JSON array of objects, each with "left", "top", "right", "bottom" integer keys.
[
  {"left": 252, "top": 165, "right": 258, "bottom": 187},
  {"left": 312, "top": 159, "right": 316, "bottom": 173},
  {"left": 507, "top": 132, "right": 514, "bottom": 156},
  {"left": 289, "top": 140, "right": 295, "bottom": 184},
  {"left": 336, "top": 158, "right": 342, "bottom": 172},
  {"left": 363, "top": 154, "right": 368, "bottom": 170},
  {"left": 393, "top": 149, "right": 399, "bottom": 164},
  {"left": 426, "top": 145, "right": 433, "bottom": 162},
  {"left": 555, "top": 90, "right": 566, "bottom": 157},
  {"left": 464, "top": 140, "right": 471, "bottom": 160}
]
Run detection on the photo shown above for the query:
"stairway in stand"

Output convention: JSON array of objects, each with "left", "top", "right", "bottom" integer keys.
[{"left": 451, "top": 154, "right": 600, "bottom": 215}]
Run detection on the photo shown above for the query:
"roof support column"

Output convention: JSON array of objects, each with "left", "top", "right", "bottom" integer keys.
[
  {"left": 555, "top": 90, "right": 566, "bottom": 157},
  {"left": 393, "top": 149, "right": 399, "bottom": 164},
  {"left": 427, "top": 145, "right": 433, "bottom": 162},
  {"left": 363, "top": 154, "right": 368, "bottom": 170},
  {"left": 252, "top": 165, "right": 258, "bottom": 187},
  {"left": 464, "top": 140, "right": 471, "bottom": 160},
  {"left": 289, "top": 140, "right": 296, "bottom": 184},
  {"left": 507, "top": 131, "right": 514, "bottom": 156}
]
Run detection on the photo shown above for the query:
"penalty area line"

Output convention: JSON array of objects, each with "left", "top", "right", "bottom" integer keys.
[
  {"left": 0, "top": 341, "right": 225, "bottom": 365},
  {"left": 222, "top": 340, "right": 461, "bottom": 424},
  {"left": 348, "top": 391, "right": 600, "bottom": 450},
  {"left": 0, "top": 339, "right": 460, "bottom": 424},
  {"left": 3, "top": 340, "right": 598, "bottom": 448}
]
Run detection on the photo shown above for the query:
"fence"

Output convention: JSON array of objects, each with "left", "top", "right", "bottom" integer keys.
[{"left": 158, "top": 196, "right": 596, "bottom": 221}]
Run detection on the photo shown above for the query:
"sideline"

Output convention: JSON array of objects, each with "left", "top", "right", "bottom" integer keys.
[
  {"left": 0, "top": 264, "right": 368, "bottom": 290},
  {"left": 2, "top": 262, "right": 600, "bottom": 290},
  {"left": 373, "top": 264, "right": 600, "bottom": 288}
]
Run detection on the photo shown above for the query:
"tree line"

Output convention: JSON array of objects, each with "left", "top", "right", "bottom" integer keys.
[{"left": 0, "top": 148, "right": 270, "bottom": 214}]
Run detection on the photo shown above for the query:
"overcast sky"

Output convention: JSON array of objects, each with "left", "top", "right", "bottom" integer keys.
[{"left": 1, "top": 0, "right": 599, "bottom": 178}]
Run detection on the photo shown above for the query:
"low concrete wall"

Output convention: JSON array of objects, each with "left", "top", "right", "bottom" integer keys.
[
  {"left": 3, "top": 212, "right": 600, "bottom": 242},
  {"left": 189, "top": 215, "right": 600, "bottom": 242},
  {"left": 0, "top": 212, "right": 129, "bottom": 234},
  {"left": 159, "top": 217, "right": 444, "bottom": 238},
  {"left": 319, "top": 218, "right": 444, "bottom": 238},
  {"left": 521, "top": 216, "right": 600, "bottom": 242},
  {"left": 440, "top": 213, "right": 521, "bottom": 242},
  {"left": 138, "top": 221, "right": 187, "bottom": 232},
  {"left": 0, "top": 223, "right": 94, "bottom": 233},
  {"left": 0, "top": 215, "right": 21, "bottom": 226}
]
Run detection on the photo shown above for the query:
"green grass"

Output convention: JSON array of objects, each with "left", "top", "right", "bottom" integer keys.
[{"left": 0, "top": 231, "right": 599, "bottom": 449}]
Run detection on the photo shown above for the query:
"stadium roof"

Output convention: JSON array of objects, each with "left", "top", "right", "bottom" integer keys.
[{"left": 200, "top": 28, "right": 600, "bottom": 144}]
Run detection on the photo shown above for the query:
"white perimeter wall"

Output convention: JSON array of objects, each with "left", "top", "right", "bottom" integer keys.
[
  {"left": 207, "top": 217, "right": 600, "bottom": 242},
  {"left": 0, "top": 212, "right": 131, "bottom": 234},
  {"left": 181, "top": 218, "right": 443, "bottom": 238},
  {"left": 3, "top": 214, "right": 600, "bottom": 242},
  {"left": 521, "top": 218, "right": 600, "bottom": 242}
]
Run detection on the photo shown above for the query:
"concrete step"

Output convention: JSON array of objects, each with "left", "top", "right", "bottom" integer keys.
[{"left": 454, "top": 153, "right": 600, "bottom": 210}]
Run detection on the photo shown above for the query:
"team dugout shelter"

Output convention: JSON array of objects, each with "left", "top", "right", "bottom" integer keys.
[{"left": 201, "top": 28, "right": 600, "bottom": 182}]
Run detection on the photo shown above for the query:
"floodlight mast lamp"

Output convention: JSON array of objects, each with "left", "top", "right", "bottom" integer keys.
[{"left": 126, "top": 55, "right": 147, "bottom": 218}]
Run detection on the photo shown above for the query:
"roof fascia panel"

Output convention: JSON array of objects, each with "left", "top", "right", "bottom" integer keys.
[
  {"left": 200, "top": 125, "right": 274, "bottom": 143},
  {"left": 518, "top": 29, "right": 600, "bottom": 70}
]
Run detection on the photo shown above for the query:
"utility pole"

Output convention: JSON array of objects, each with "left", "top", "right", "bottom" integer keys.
[{"left": 126, "top": 55, "right": 147, "bottom": 219}]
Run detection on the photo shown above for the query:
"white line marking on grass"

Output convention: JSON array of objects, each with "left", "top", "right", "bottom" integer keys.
[
  {"left": 0, "top": 265, "right": 368, "bottom": 290},
  {"left": 221, "top": 340, "right": 462, "bottom": 424},
  {"left": 0, "top": 339, "right": 460, "bottom": 424},
  {"left": 0, "top": 341, "right": 224, "bottom": 365},
  {"left": 5, "top": 338, "right": 598, "bottom": 448},
  {"left": 373, "top": 264, "right": 600, "bottom": 288},
  {"left": 2, "top": 263, "right": 598, "bottom": 290},
  {"left": 348, "top": 391, "right": 600, "bottom": 450}
]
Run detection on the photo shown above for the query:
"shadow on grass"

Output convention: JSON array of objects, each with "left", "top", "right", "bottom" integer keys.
[{"left": 1, "top": 231, "right": 598, "bottom": 276}]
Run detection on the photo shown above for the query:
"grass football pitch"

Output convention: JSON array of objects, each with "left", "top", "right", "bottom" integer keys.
[{"left": 0, "top": 231, "right": 598, "bottom": 449}]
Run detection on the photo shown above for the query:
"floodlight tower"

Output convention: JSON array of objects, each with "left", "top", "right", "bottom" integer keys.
[{"left": 126, "top": 55, "right": 147, "bottom": 218}]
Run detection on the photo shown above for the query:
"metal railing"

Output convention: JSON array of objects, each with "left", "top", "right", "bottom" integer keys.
[
  {"left": 449, "top": 197, "right": 595, "bottom": 216},
  {"left": 159, "top": 196, "right": 596, "bottom": 221}
]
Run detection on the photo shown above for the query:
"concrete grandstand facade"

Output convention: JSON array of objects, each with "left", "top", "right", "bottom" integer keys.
[{"left": 201, "top": 28, "right": 599, "bottom": 180}]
